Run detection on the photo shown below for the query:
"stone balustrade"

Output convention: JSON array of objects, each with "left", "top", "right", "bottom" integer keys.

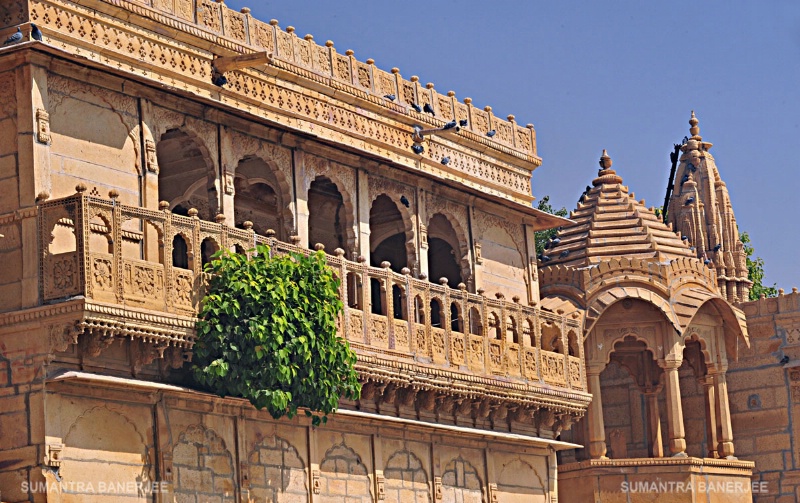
[{"left": 38, "top": 190, "right": 586, "bottom": 395}]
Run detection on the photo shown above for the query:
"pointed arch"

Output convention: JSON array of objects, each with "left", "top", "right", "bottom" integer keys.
[
  {"left": 157, "top": 128, "right": 218, "bottom": 220},
  {"left": 233, "top": 155, "right": 294, "bottom": 239}
]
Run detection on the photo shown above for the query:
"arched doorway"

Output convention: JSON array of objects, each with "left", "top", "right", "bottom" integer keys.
[
  {"left": 233, "top": 156, "right": 287, "bottom": 239},
  {"left": 156, "top": 129, "right": 217, "bottom": 219},
  {"left": 308, "top": 176, "right": 348, "bottom": 253},
  {"left": 427, "top": 213, "right": 464, "bottom": 287},
  {"left": 369, "top": 195, "right": 409, "bottom": 316}
]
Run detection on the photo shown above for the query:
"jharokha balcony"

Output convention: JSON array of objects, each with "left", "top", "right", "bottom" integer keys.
[{"left": 36, "top": 187, "right": 590, "bottom": 432}]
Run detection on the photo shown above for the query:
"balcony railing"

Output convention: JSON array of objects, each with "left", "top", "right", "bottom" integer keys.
[{"left": 38, "top": 189, "right": 586, "bottom": 393}]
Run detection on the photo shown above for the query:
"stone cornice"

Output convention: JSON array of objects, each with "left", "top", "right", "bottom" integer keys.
[
  {"left": 18, "top": 0, "right": 540, "bottom": 207},
  {"left": 559, "top": 456, "right": 755, "bottom": 474}
]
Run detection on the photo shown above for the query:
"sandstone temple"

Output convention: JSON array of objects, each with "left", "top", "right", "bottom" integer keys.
[{"left": 0, "top": 1, "right": 798, "bottom": 502}]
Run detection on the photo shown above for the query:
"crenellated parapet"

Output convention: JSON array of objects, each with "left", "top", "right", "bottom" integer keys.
[{"left": 2, "top": 0, "right": 541, "bottom": 207}]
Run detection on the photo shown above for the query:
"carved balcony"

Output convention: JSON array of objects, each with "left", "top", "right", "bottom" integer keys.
[{"left": 37, "top": 189, "right": 590, "bottom": 422}]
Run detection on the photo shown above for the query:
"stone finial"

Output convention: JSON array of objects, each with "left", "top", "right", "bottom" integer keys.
[
  {"left": 439, "top": 277, "right": 448, "bottom": 286},
  {"left": 159, "top": 200, "right": 170, "bottom": 211},
  {"left": 495, "top": 292, "right": 505, "bottom": 300},
  {"left": 286, "top": 26, "right": 295, "bottom": 34},
  {"left": 289, "top": 235, "right": 301, "bottom": 245},
  {"left": 447, "top": 90, "right": 455, "bottom": 97},
  {"left": 108, "top": 189, "right": 119, "bottom": 199},
  {"left": 265, "top": 229, "right": 276, "bottom": 237},
  {"left": 391, "top": 67, "right": 399, "bottom": 74},
  {"left": 689, "top": 110, "right": 701, "bottom": 140},
  {"left": 75, "top": 183, "right": 87, "bottom": 194},
  {"left": 512, "top": 295, "right": 520, "bottom": 303},
  {"left": 36, "top": 191, "right": 50, "bottom": 203},
  {"left": 357, "top": 255, "right": 366, "bottom": 263},
  {"left": 599, "top": 149, "right": 612, "bottom": 169},
  {"left": 242, "top": 220, "right": 253, "bottom": 230},
  {"left": 304, "top": 34, "right": 314, "bottom": 41},
  {"left": 593, "top": 149, "right": 623, "bottom": 186},
  {"left": 214, "top": 213, "right": 226, "bottom": 224},
  {"left": 333, "top": 248, "right": 345, "bottom": 257},
  {"left": 187, "top": 208, "right": 199, "bottom": 218},
  {"left": 269, "top": 19, "right": 279, "bottom": 26},
  {"left": 419, "top": 272, "right": 428, "bottom": 280},
  {"left": 463, "top": 97, "right": 472, "bottom": 104},
  {"left": 345, "top": 49, "right": 354, "bottom": 56},
  {"left": 458, "top": 283, "right": 466, "bottom": 291},
  {"left": 240, "top": 7, "right": 250, "bottom": 14},
  {"left": 366, "top": 58, "right": 374, "bottom": 65},
  {"left": 325, "top": 40, "right": 334, "bottom": 47},
  {"left": 477, "top": 288, "right": 485, "bottom": 296},
  {"left": 314, "top": 243, "right": 325, "bottom": 251},
  {"left": 380, "top": 260, "right": 391, "bottom": 269},
  {"left": 401, "top": 267, "right": 411, "bottom": 275}
]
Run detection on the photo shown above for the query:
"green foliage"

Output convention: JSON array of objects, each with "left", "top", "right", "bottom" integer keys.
[
  {"left": 193, "top": 245, "right": 361, "bottom": 426},
  {"left": 740, "top": 232, "right": 778, "bottom": 301},
  {"left": 535, "top": 195, "right": 569, "bottom": 256}
]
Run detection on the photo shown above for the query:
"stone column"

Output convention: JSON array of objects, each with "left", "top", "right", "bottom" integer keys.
[
  {"left": 356, "top": 169, "right": 371, "bottom": 263},
  {"left": 645, "top": 390, "right": 664, "bottom": 458},
  {"left": 417, "top": 188, "right": 429, "bottom": 279},
  {"left": 662, "top": 358, "right": 687, "bottom": 456},
  {"left": 700, "top": 376, "right": 719, "bottom": 458},
  {"left": 711, "top": 368, "right": 736, "bottom": 458},
  {"left": 586, "top": 364, "right": 607, "bottom": 459},
  {"left": 292, "top": 149, "right": 310, "bottom": 247}
]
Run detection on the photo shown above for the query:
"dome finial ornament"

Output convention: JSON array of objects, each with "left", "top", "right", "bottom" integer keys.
[
  {"left": 593, "top": 149, "right": 622, "bottom": 186},
  {"left": 689, "top": 110, "right": 702, "bottom": 141}
]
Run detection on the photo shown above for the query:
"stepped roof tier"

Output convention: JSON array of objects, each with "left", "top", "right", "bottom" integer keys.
[
  {"left": 538, "top": 151, "right": 748, "bottom": 355},
  {"left": 539, "top": 150, "right": 694, "bottom": 268}
]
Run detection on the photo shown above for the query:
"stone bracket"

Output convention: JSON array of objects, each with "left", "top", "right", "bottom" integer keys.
[{"left": 44, "top": 442, "right": 63, "bottom": 468}]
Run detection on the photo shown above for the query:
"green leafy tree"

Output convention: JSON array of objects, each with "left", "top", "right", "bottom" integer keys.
[
  {"left": 740, "top": 232, "right": 778, "bottom": 301},
  {"left": 535, "top": 195, "right": 569, "bottom": 256},
  {"left": 193, "top": 245, "right": 360, "bottom": 425}
]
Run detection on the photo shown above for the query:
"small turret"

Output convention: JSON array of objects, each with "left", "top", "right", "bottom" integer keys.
[{"left": 667, "top": 112, "right": 751, "bottom": 303}]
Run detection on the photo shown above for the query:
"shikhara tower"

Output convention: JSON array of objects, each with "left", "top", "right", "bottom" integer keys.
[{"left": 667, "top": 111, "right": 751, "bottom": 303}]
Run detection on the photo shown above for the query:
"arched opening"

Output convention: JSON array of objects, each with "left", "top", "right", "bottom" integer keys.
[
  {"left": 427, "top": 213, "right": 463, "bottom": 287},
  {"left": 541, "top": 322, "right": 562, "bottom": 353},
  {"left": 370, "top": 278, "right": 386, "bottom": 315},
  {"left": 450, "top": 303, "right": 462, "bottom": 332},
  {"left": 506, "top": 316, "right": 519, "bottom": 344},
  {"left": 430, "top": 298, "right": 444, "bottom": 328},
  {"left": 233, "top": 157, "right": 286, "bottom": 238},
  {"left": 308, "top": 176, "right": 348, "bottom": 253},
  {"left": 414, "top": 295, "right": 425, "bottom": 324},
  {"left": 201, "top": 237, "right": 220, "bottom": 267},
  {"left": 523, "top": 319, "right": 535, "bottom": 347},
  {"left": 488, "top": 312, "right": 501, "bottom": 340},
  {"left": 369, "top": 195, "right": 408, "bottom": 273},
  {"left": 172, "top": 234, "right": 190, "bottom": 270},
  {"left": 568, "top": 330, "right": 580, "bottom": 357},
  {"left": 346, "top": 272, "right": 362, "bottom": 309},
  {"left": 157, "top": 129, "right": 217, "bottom": 219},
  {"left": 392, "top": 284, "right": 406, "bottom": 320},
  {"left": 469, "top": 307, "right": 483, "bottom": 336},
  {"left": 233, "top": 244, "right": 246, "bottom": 255}
]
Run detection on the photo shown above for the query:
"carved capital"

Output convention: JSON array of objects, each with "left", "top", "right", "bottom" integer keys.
[
  {"left": 145, "top": 139, "right": 158, "bottom": 174},
  {"left": 224, "top": 171, "right": 235, "bottom": 195},
  {"left": 36, "top": 108, "right": 51, "bottom": 145},
  {"left": 161, "top": 451, "right": 173, "bottom": 482},
  {"left": 44, "top": 442, "right": 63, "bottom": 469},
  {"left": 474, "top": 240, "right": 483, "bottom": 264},
  {"left": 488, "top": 482, "right": 499, "bottom": 503},
  {"left": 434, "top": 476, "right": 443, "bottom": 501},
  {"left": 312, "top": 469, "right": 321, "bottom": 494},
  {"left": 376, "top": 473, "right": 385, "bottom": 500}
]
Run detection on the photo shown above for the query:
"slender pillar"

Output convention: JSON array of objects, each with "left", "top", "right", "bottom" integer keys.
[
  {"left": 586, "top": 365, "right": 607, "bottom": 459},
  {"left": 700, "top": 376, "right": 719, "bottom": 458},
  {"left": 711, "top": 369, "right": 736, "bottom": 458},
  {"left": 662, "top": 359, "right": 687, "bottom": 456},
  {"left": 645, "top": 391, "right": 664, "bottom": 458}
]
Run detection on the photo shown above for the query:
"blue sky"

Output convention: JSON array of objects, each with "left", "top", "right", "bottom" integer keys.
[{"left": 224, "top": 1, "right": 800, "bottom": 291}]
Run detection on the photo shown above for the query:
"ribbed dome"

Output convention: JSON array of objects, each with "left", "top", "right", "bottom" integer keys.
[{"left": 539, "top": 150, "right": 695, "bottom": 268}]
